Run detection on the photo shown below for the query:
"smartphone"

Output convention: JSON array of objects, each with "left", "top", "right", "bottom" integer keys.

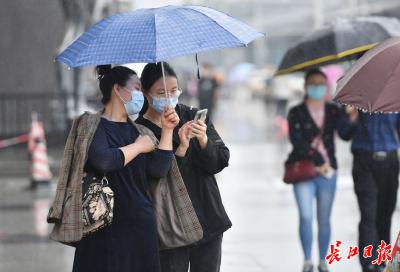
[
  {"left": 194, "top": 109, "right": 208, "bottom": 123},
  {"left": 323, "top": 167, "right": 335, "bottom": 180}
]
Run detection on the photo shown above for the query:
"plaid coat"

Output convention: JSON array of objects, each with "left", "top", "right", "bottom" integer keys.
[{"left": 47, "top": 111, "right": 202, "bottom": 247}]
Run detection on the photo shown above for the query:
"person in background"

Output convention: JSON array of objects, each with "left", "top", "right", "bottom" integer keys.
[
  {"left": 286, "top": 68, "right": 357, "bottom": 272},
  {"left": 137, "top": 62, "right": 231, "bottom": 272},
  {"left": 197, "top": 63, "right": 219, "bottom": 120},
  {"left": 347, "top": 109, "right": 399, "bottom": 272}
]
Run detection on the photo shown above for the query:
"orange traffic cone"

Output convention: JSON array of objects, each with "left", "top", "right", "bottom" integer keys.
[
  {"left": 28, "top": 112, "right": 44, "bottom": 154},
  {"left": 29, "top": 112, "right": 52, "bottom": 189}
]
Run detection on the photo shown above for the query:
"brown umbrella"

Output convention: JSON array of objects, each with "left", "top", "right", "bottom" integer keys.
[{"left": 334, "top": 37, "right": 400, "bottom": 113}]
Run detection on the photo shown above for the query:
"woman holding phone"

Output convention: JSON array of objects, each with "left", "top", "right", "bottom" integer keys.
[{"left": 136, "top": 62, "right": 231, "bottom": 272}]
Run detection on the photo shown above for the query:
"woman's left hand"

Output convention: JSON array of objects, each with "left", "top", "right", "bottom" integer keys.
[
  {"left": 191, "top": 120, "right": 208, "bottom": 149},
  {"left": 162, "top": 106, "right": 180, "bottom": 130}
]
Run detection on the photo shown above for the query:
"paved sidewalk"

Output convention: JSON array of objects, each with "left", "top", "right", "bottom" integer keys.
[{"left": 0, "top": 93, "right": 399, "bottom": 271}]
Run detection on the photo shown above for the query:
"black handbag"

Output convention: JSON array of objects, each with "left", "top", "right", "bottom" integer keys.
[{"left": 82, "top": 172, "right": 114, "bottom": 236}]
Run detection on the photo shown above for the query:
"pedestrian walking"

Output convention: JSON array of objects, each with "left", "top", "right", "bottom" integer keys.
[
  {"left": 136, "top": 62, "right": 231, "bottom": 272},
  {"left": 285, "top": 68, "right": 357, "bottom": 272},
  {"left": 197, "top": 63, "right": 219, "bottom": 120},
  {"left": 332, "top": 37, "right": 400, "bottom": 272},
  {"left": 47, "top": 65, "right": 180, "bottom": 272},
  {"left": 348, "top": 111, "right": 400, "bottom": 272}
]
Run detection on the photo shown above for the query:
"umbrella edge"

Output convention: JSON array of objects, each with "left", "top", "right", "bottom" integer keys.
[{"left": 275, "top": 42, "right": 377, "bottom": 76}]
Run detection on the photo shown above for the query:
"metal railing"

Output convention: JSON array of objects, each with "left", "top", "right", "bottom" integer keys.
[{"left": 0, "top": 93, "right": 68, "bottom": 146}]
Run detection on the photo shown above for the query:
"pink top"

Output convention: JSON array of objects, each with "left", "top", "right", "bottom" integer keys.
[{"left": 306, "top": 103, "right": 330, "bottom": 165}]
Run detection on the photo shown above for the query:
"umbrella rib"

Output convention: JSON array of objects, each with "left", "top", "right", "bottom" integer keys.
[
  {"left": 276, "top": 43, "right": 377, "bottom": 75},
  {"left": 56, "top": 56, "right": 73, "bottom": 67},
  {"left": 372, "top": 59, "right": 400, "bottom": 111},
  {"left": 154, "top": 12, "right": 159, "bottom": 62}
]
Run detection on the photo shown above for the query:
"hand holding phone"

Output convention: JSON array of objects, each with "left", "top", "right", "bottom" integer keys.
[
  {"left": 194, "top": 109, "right": 208, "bottom": 123},
  {"left": 191, "top": 109, "right": 208, "bottom": 148}
]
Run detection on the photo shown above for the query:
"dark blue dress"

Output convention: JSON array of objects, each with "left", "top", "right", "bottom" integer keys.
[{"left": 72, "top": 118, "right": 173, "bottom": 272}]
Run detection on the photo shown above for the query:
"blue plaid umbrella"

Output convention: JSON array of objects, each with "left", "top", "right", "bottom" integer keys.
[{"left": 56, "top": 5, "right": 264, "bottom": 68}]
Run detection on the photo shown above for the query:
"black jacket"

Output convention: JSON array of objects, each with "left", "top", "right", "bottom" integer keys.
[
  {"left": 287, "top": 102, "right": 355, "bottom": 169},
  {"left": 136, "top": 104, "right": 232, "bottom": 244}
]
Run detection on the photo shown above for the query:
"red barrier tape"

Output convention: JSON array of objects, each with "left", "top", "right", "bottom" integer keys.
[{"left": 0, "top": 134, "right": 29, "bottom": 149}]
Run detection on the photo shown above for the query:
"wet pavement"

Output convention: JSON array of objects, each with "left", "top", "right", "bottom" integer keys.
[{"left": 0, "top": 90, "right": 399, "bottom": 271}]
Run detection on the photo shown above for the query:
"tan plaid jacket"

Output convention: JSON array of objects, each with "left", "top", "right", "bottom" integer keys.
[{"left": 47, "top": 111, "right": 202, "bottom": 247}]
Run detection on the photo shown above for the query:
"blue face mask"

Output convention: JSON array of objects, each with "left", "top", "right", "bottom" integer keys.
[
  {"left": 123, "top": 90, "right": 144, "bottom": 115},
  {"left": 306, "top": 85, "right": 327, "bottom": 100},
  {"left": 151, "top": 97, "right": 179, "bottom": 113}
]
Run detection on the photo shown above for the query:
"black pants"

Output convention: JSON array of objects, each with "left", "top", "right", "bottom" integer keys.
[
  {"left": 160, "top": 235, "right": 222, "bottom": 272},
  {"left": 352, "top": 151, "right": 399, "bottom": 269}
]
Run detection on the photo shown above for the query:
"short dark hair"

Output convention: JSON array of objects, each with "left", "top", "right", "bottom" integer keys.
[
  {"left": 304, "top": 68, "right": 327, "bottom": 83},
  {"left": 96, "top": 65, "right": 137, "bottom": 105}
]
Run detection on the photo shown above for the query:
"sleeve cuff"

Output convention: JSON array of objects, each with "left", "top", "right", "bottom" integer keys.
[
  {"left": 196, "top": 138, "right": 213, "bottom": 155},
  {"left": 117, "top": 148, "right": 125, "bottom": 168},
  {"left": 155, "top": 148, "right": 174, "bottom": 157}
]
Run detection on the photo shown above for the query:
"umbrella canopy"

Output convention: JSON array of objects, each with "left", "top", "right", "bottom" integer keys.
[
  {"left": 276, "top": 16, "right": 400, "bottom": 75},
  {"left": 56, "top": 5, "right": 264, "bottom": 68},
  {"left": 334, "top": 37, "right": 400, "bottom": 113}
]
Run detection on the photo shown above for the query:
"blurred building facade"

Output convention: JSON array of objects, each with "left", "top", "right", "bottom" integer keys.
[
  {"left": 0, "top": 0, "right": 132, "bottom": 142},
  {"left": 183, "top": 0, "right": 400, "bottom": 68}
]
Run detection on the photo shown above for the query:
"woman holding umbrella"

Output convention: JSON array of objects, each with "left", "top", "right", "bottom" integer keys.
[
  {"left": 50, "top": 4, "right": 262, "bottom": 272},
  {"left": 285, "top": 68, "right": 357, "bottom": 272},
  {"left": 48, "top": 64, "right": 181, "bottom": 272},
  {"left": 136, "top": 62, "right": 231, "bottom": 272}
]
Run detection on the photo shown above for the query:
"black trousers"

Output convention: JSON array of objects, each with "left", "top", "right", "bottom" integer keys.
[
  {"left": 352, "top": 151, "right": 399, "bottom": 269},
  {"left": 160, "top": 235, "right": 222, "bottom": 272}
]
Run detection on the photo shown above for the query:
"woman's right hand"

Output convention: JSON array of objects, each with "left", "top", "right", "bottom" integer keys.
[
  {"left": 317, "top": 163, "right": 330, "bottom": 176},
  {"left": 345, "top": 105, "right": 359, "bottom": 122},
  {"left": 135, "top": 135, "right": 155, "bottom": 153},
  {"left": 161, "top": 106, "right": 180, "bottom": 130}
]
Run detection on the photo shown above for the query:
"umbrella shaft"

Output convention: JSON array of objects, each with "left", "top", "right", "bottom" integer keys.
[{"left": 161, "top": 62, "right": 170, "bottom": 99}]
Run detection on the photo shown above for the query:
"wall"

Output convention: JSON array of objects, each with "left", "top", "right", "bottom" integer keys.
[{"left": 0, "top": 0, "right": 64, "bottom": 94}]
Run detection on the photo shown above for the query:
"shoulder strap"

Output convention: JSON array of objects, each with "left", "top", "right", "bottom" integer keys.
[
  {"left": 314, "top": 125, "right": 324, "bottom": 149},
  {"left": 311, "top": 106, "right": 325, "bottom": 149}
]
